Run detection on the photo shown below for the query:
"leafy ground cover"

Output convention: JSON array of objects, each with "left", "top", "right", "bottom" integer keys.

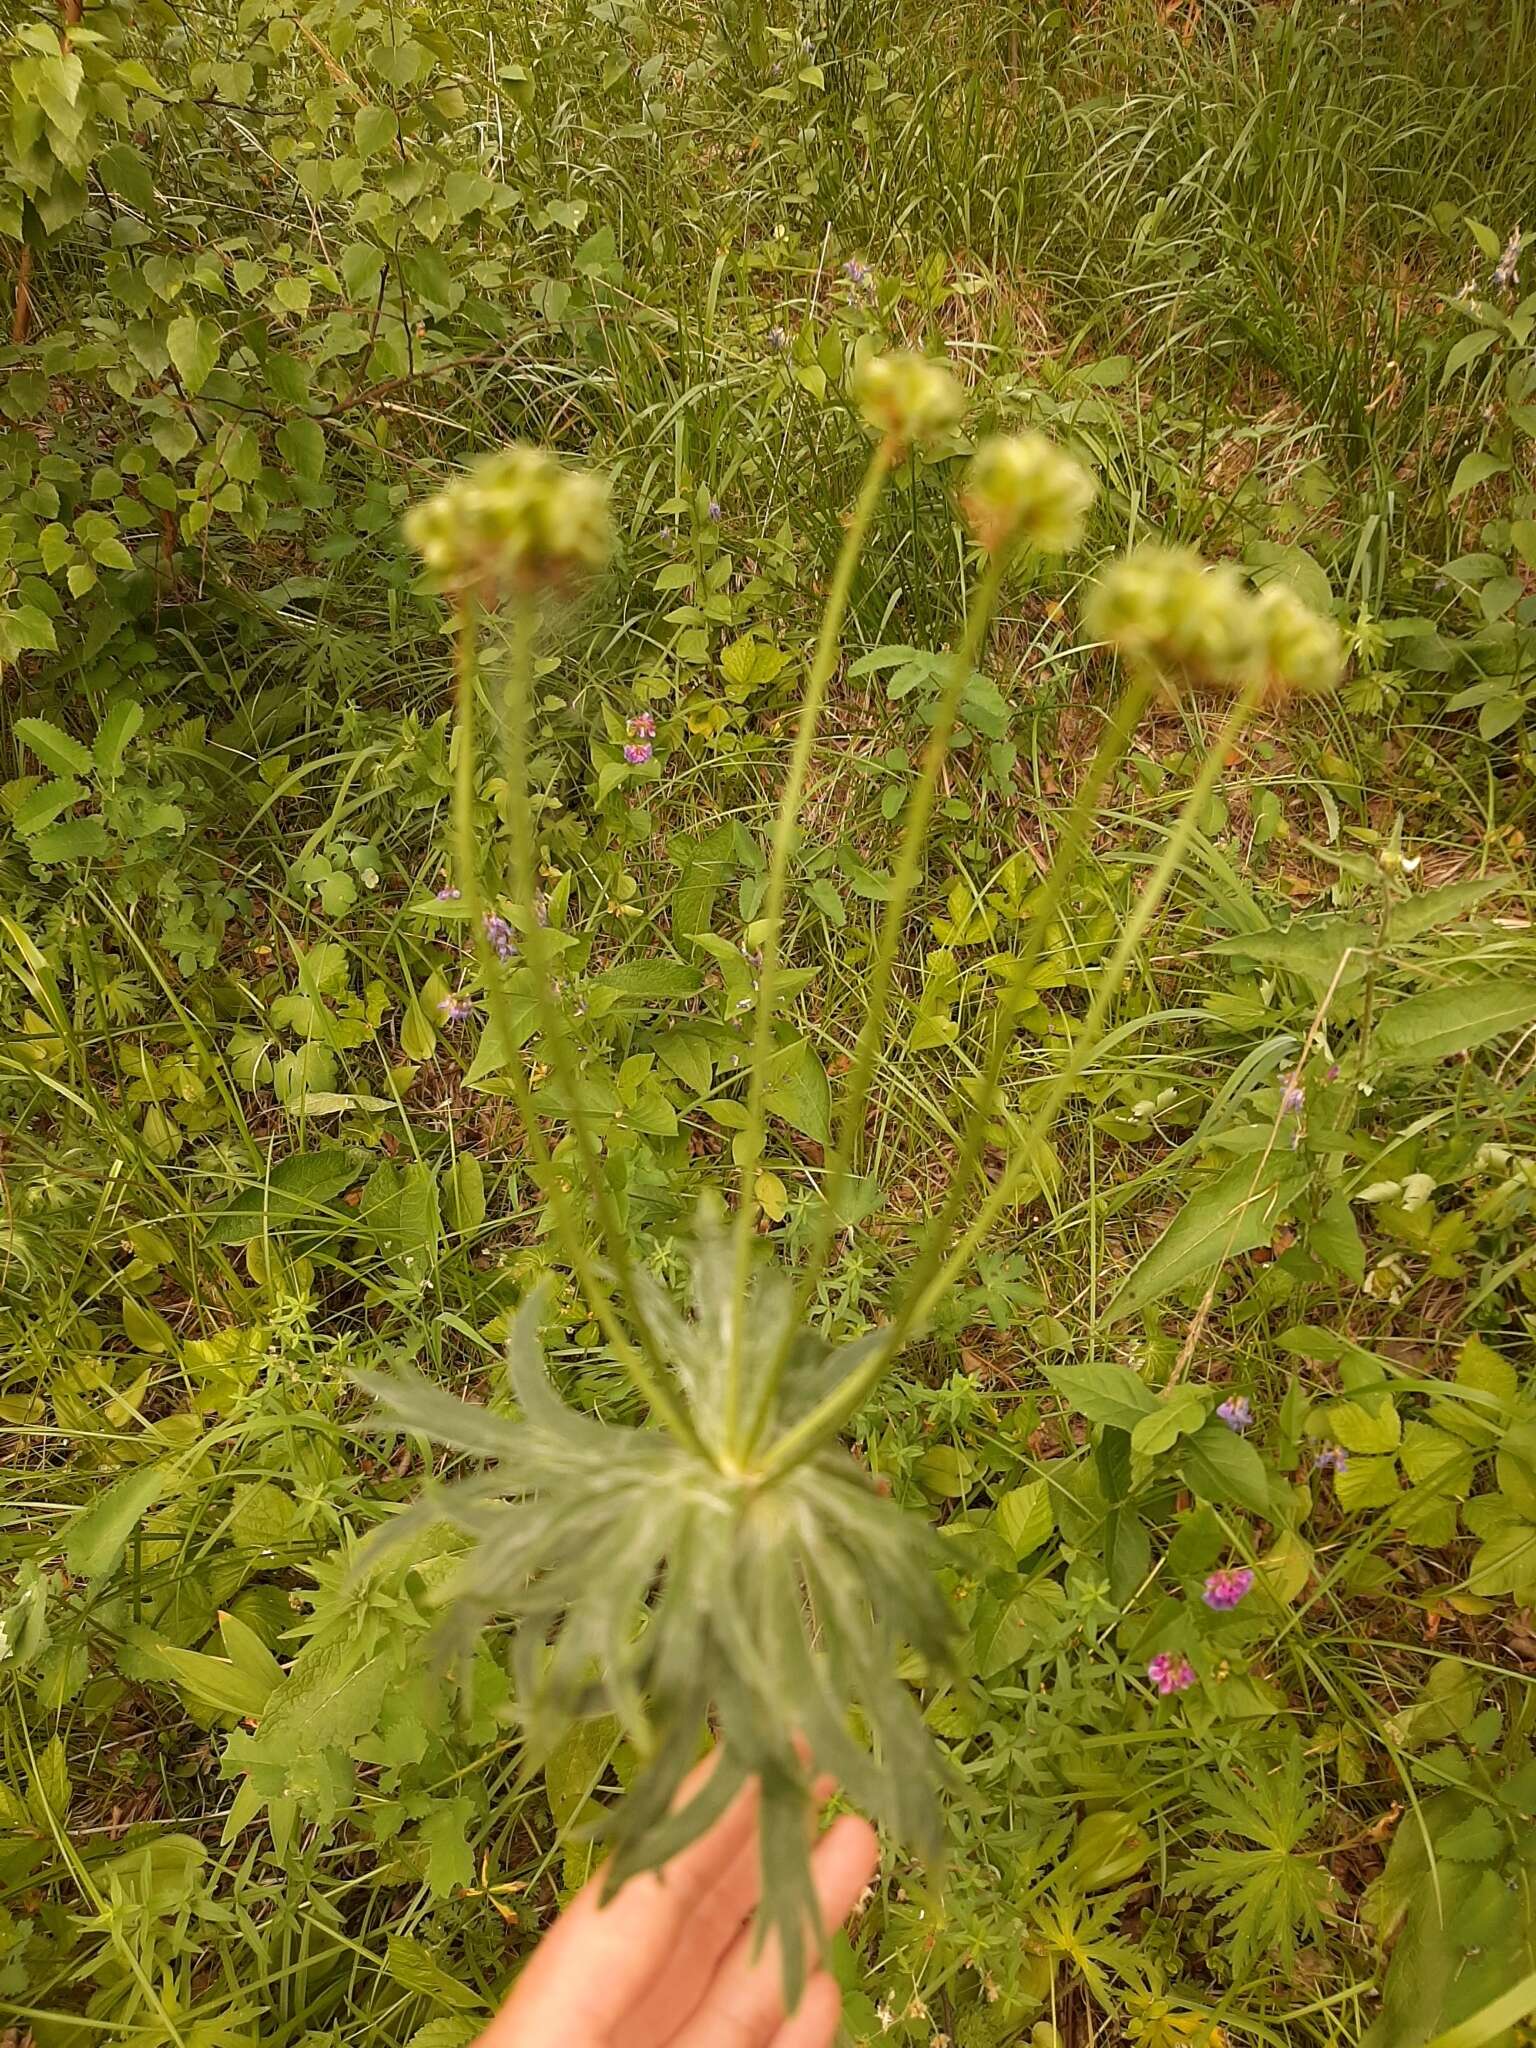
[{"left": 3, "top": 0, "right": 1536, "bottom": 2042}]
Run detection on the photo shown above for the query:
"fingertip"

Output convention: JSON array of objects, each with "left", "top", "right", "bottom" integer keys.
[
  {"left": 813, "top": 1810, "right": 880, "bottom": 1925},
  {"left": 771, "top": 1971, "right": 842, "bottom": 2048}
]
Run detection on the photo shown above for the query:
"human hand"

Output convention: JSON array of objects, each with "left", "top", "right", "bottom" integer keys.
[{"left": 476, "top": 1761, "right": 878, "bottom": 2048}]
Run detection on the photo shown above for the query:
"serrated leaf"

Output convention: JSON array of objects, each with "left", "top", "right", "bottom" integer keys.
[
  {"left": 1334, "top": 1454, "right": 1401, "bottom": 1511},
  {"left": 1374, "top": 979, "right": 1536, "bottom": 1065},
  {"left": 63, "top": 1464, "right": 166, "bottom": 1581},
  {"left": 93, "top": 698, "right": 144, "bottom": 779},
  {"left": 12, "top": 776, "right": 85, "bottom": 837},
  {"left": 28, "top": 817, "right": 110, "bottom": 863},
  {"left": 14, "top": 715, "right": 93, "bottom": 777},
  {"left": 384, "top": 1935, "right": 483, "bottom": 2015},
  {"left": 418, "top": 1795, "right": 476, "bottom": 1897}
]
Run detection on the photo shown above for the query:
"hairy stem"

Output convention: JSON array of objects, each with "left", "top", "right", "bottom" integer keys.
[
  {"left": 742, "top": 544, "right": 1012, "bottom": 1455},
  {"left": 451, "top": 603, "right": 702, "bottom": 1455},
  {"left": 758, "top": 672, "right": 1263, "bottom": 1481},
  {"left": 889, "top": 665, "right": 1160, "bottom": 1311},
  {"left": 722, "top": 438, "right": 893, "bottom": 1451}
]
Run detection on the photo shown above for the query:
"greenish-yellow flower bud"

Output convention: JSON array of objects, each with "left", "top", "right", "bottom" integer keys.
[
  {"left": 1083, "top": 543, "right": 1258, "bottom": 690},
  {"left": 854, "top": 350, "right": 964, "bottom": 451},
  {"left": 963, "top": 432, "right": 1095, "bottom": 554},
  {"left": 1250, "top": 583, "right": 1342, "bottom": 697},
  {"left": 404, "top": 444, "right": 611, "bottom": 603}
]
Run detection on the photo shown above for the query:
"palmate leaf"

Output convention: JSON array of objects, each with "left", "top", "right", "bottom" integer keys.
[{"left": 363, "top": 1228, "right": 956, "bottom": 2004}]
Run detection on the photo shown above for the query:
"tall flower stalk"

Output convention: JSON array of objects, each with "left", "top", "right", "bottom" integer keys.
[{"left": 381, "top": 393, "right": 1342, "bottom": 2002}]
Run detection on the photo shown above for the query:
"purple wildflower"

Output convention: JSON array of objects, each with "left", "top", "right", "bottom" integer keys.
[
  {"left": 436, "top": 883, "right": 461, "bottom": 901},
  {"left": 627, "top": 711, "right": 656, "bottom": 741},
  {"left": 437, "top": 992, "right": 475, "bottom": 1023},
  {"left": 1217, "top": 1394, "right": 1253, "bottom": 1433},
  {"left": 1315, "top": 1443, "right": 1350, "bottom": 1475},
  {"left": 766, "top": 325, "right": 789, "bottom": 354},
  {"left": 1281, "top": 1079, "right": 1306, "bottom": 1115},
  {"left": 842, "top": 257, "right": 872, "bottom": 288},
  {"left": 483, "top": 912, "right": 515, "bottom": 961},
  {"left": 1202, "top": 1566, "right": 1255, "bottom": 1611},
  {"left": 623, "top": 742, "right": 653, "bottom": 766},
  {"left": 1148, "top": 1651, "right": 1196, "bottom": 1696},
  {"left": 707, "top": 499, "right": 722, "bottom": 522}
]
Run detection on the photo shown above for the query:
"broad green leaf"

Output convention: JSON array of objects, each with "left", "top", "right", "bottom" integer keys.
[
  {"left": 593, "top": 959, "right": 705, "bottom": 1000},
  {"left": 207, "top": 1150, "right": 358, "bottom": 1243},
  {"left": 1447, "top": 450, "right": 1506, "bottom": 502},
  {"left": 276, "top": 415, "right": 326, "bottom": 483},
  {"left": 64, "top": 1464, "right": 166, "bottom": 1581},
  {"left": 762, "top": 1038, "right": 831, "bottom": 1144},
  {"left": 1177, "top": 1418, "right": 1271, "bottom": 1516},
  {"left": 1374, "top": 980, "right": 1536, "bottom": 1065},
  {"left": 1130, "top": 1387, "right": 1207, "bottom": 1459},
  {"left": 1107, "top": 1153, "right": 1310, "bottom": 1321},
  {"left": 1043, "top": 1361, "right": 1158, "bottom": 1433},
  {"left": 544, "top": 1715, "right": 618, "bottom": 1828},
  {"left": 166, "top": 313, "right": 222, "bottom": 395},
  {"left": 418, "top": 1796, "right": 476, "bottom": 1897},
  {"left": 14, "top": 716, "right": 93, "bottom": 777},
  {"left": 147, "top": 1642, "right": 276, "bottom": 1720},
  {"left": 1308, "top": 1191, "right": 1366, "bottom": 1282},
  {"left": 992, "top": 1481, "right": 1053, "bottom": 1558}
]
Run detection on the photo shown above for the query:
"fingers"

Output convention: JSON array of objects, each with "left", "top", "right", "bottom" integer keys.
[
  {"left": 768, "top": 1975, "right": 842, "bottom": 2048},
  {"left": 615, "top": 1774, "right": 836, "bottom": 2048},
  {"left": 482, "top": 1761, "right": 760, "bottom": 2046},
  {"left": 667, "top": 1813, "right": 879, "bottom": 2048}
]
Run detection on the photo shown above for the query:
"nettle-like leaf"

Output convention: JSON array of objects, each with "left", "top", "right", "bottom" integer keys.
[{"left": 360, "top": 1218, "right": 954, "bottom": 2000}]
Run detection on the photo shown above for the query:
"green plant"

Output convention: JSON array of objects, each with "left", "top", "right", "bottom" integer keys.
[{"left": 360, "top": 380, "right": 1345, "bottom": 1996}]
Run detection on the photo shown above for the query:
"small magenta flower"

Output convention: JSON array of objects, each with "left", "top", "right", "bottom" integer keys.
[
  {"left": 1216, "top": 1394, "right": 1253, "bottom": 1433},
  {"left": 1202, "top": 1566, "right": 1255, "bottom": 1611},
  {"left": 1315, "top": 1443, "right": 1350, "bottom": 1475},
  {"left": 436, "top": 883, "right": 461, "bottom": 901},
  {"left": 1148, "top": 1652, "right": 1196, "bottom": 1696},
  {"left": 483, "top": 912, "right": 515, "bottom": 961},
  {"left": 627, "top": 711, "right": 656, "bottom": 741},
  {"left": 623, "top": 742, "right": 653, "bottom": 766},
  {"left": 437, "top": 992, "right": 475, "bottom": 1023}
]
